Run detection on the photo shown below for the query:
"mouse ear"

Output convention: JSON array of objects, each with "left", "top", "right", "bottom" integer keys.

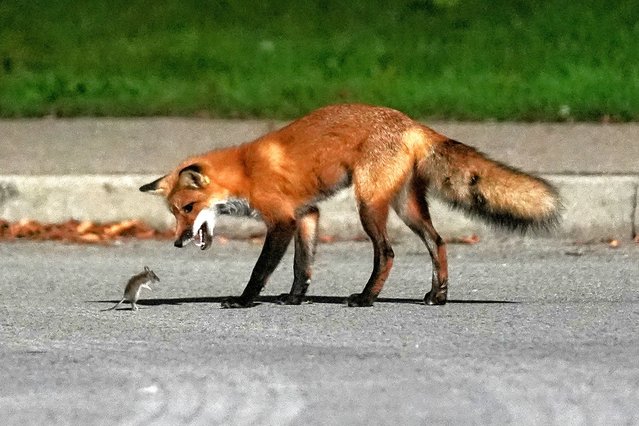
[
  {"left": 144, "top": 266, "right": 150, "bottom": 272},
  {"left": 140, "top": 175, "right": 169, "bottom": 195}
]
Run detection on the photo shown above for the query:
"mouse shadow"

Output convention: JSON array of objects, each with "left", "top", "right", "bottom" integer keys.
[{"left": 92, "top": 295, "right": 519, "bottom": 308}]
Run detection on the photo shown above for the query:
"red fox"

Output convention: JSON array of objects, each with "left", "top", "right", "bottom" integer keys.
[{"left": 140, "top": 104, "right": 560, "bottom": 308}]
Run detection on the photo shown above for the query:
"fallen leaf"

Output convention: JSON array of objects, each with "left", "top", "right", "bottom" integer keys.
[
  {"left": 446, "top": 234, "right": 480, "bottom": 245},
  {"left": 78, "top": 233, "right": 101, "bottom": 243},
  {"left": 76, "top": 220, "right": 94, "bottom": 234},
  {"left": 104, "top": 219, "right": 138, "bottom": 236},
  {"left": 607, "top": 239, "right": 620, "bottom": 248},
  {"left": 319, "top": 235, "right": 336, "bottom": 244}
]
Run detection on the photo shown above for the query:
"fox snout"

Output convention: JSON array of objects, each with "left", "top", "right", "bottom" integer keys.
[
  {"left": 173, "top": 221, "right": 213, "bottom": 250},
  {"left": 174, "top": 229, "right": 193, "bottom": 248}
]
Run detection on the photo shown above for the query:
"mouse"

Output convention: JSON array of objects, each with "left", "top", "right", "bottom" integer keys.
[{"left": 103, "top": 266, "right": 159, "bottom": 311}]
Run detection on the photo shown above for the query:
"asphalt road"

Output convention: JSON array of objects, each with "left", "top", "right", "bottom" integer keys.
[{"left": 1, "top": 239, "right": 638, "bottom": 425}]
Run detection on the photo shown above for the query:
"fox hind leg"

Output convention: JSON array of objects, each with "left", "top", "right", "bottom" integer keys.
[
  {"left": 347, "top": 200, "right": 395, "bottom": 307},
  {"left": 393, "top": 179, "right": 449, "bottom": 305},
  {"left": 347, "top": 154, "right": 413, "bottom": 307}
]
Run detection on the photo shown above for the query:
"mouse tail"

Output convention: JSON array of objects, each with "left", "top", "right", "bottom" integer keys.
[{"left": 102, "top": 298, "right": 125, "bottom": 311}]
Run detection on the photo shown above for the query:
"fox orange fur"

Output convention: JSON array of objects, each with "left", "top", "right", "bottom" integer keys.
[{"left": 141, "top": 104, "right": 561, "bottom": 308}]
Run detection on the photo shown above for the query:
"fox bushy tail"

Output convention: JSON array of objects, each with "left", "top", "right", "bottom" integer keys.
[{"left": 420, "top": 139, "right": 561, "bottom": 233}]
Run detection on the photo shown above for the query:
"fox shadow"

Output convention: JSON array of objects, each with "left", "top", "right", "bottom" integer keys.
[{"left": 94, "top": 295, "right": 519, "bottom": 308}]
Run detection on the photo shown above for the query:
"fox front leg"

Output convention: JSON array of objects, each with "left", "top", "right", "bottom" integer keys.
[
  {"left": 222, "top": 221, "right": 296, "bottom": 308},
  {"left": 278, "top": 206, "right": 319, "bottom": 305}
]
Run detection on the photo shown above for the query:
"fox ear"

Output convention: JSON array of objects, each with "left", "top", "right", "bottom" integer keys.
[
  {"left": 140, "top": 175, "right": 169, "bottom": 195},
  {"left": 178, "top": 164, "right": 210, "bottom": 189}
]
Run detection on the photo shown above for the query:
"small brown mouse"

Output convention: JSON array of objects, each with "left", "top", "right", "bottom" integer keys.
[{"left": 103, "top": 266, "right": 160, "bottom": 311}]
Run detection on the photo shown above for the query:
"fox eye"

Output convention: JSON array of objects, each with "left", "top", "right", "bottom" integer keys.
[{"left": 182, "top": 202, "right": 195, "bottom": 213}]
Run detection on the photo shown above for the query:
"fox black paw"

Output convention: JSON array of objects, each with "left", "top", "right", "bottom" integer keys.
[
  {"left": 345, "top": 293, "right": 374, "bottom": 307},
  {"left": 276, "top": 293, "right": 305, "bottom": 305},
  {"left": 221, "top": 297, "right": 255, "bottom": 309},
  {"left": 424, "top": 290, "right": 447, "bottom": 305}
]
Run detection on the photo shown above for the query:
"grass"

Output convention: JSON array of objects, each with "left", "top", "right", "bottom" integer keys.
[{"left": 1, "top": 0, "right": 638, "bottom": 120}]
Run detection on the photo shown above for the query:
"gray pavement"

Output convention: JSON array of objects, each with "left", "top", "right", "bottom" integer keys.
[
  {"left": 0, "top": 118, "right": 638, "bottom": 240},
  {"left": 1, "top": 239, "right": 638, "bottom": 425}
]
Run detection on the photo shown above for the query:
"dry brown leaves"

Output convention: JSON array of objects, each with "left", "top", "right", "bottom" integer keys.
[{"left": 0, "top": 219, "right": 173, "bottom": 244}]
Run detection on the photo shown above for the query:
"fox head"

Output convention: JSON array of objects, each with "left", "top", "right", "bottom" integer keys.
[{"left": 140, "top": 164, "right": 228, "bottom": 250}]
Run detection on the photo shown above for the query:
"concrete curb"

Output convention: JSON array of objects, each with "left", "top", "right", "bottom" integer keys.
[{"left": 1, "top": 174, "right": 637, "bottom": 241}]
